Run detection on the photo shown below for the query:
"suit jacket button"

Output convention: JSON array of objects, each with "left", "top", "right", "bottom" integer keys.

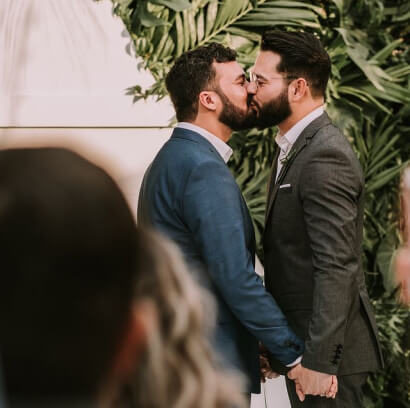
[{"left": 284, "top": 340, "right": 292, "bottom": 347}]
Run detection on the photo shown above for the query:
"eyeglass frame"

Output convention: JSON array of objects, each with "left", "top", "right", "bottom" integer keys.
[{"left": 249, "top": 71, "right": 299, "bottom": 88}]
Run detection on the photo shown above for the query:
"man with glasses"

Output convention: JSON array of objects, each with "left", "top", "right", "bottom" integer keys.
[{"left": 247, "top": 30, "right": 383, "bottom": 407}]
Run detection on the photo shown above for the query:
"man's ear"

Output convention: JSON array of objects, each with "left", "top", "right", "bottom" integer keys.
[
  {"left": 288, "top": 78, "right": 309, "bottom": 103},
  {"left": 111, "top": 299, "right": 157, "bottom": 380},
  {"left": 198, "top": 91, "right": 218, "bottom": 112}
]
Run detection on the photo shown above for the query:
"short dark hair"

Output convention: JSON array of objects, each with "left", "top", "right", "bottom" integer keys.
[
  {"left": 165, "top": 43, "right": 237, "bottom": 122},
  {"left": 0, "top": 148, "right": 139, "bottom": 404},
  {"left": 261, "top": 30, "right": 331, "bottom": 97}
]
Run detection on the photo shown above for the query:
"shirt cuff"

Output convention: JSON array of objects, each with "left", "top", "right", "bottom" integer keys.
[{"left": 286, "top": 355, "right": 302, "bottom": 367}]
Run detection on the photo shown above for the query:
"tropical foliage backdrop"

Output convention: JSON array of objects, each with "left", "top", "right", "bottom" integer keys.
[{"left": 104, "top": 0, "right": 409, "bottom": 406}]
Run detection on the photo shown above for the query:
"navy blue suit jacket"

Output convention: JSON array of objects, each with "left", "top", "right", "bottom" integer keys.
[{"left": 138, "top": 127, "right": 303, "bottom": 393}]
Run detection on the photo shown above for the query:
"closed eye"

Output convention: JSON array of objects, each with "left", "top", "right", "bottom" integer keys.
[{"left": 235, "top": 74, "right": 247, "bottom": 86}]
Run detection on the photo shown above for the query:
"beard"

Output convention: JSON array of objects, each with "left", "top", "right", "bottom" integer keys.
[
  {"left": 251, "top": 87, "right": 291, "bottom": 129},
  {"left": 215, "top": 88, "right": 257, "bottom": 131}
]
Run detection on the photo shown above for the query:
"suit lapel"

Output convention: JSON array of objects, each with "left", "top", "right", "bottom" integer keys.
[
  {"left": 265, "top": 147, "right": 280, "bottom": 220},
  {"left": 171, "top": 127, "right": 227, "bottom": 164},
  {"left": 265, "top": 112, "right": 331, "bottom": 223},
  {"left": 265, "top": 136, "right": 308, "bottom": 222},
  {"left": 172, "top": 127, "right": 254, "bottom": 249}
]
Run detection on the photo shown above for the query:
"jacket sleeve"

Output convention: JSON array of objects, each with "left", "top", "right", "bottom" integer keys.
[
  {"left": 299, "top": 143, "right": 363, "bottom": 374},
  {"left": 182, "top": 159, "right": 304, "bottom": 365}
]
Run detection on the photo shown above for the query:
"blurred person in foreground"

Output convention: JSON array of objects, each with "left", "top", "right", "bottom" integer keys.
[
  {"left": 0, "top": 147, "right": 155, "bottom": 407},
  {"left": 125, "top": 229, "right": 246, "bottom": 408},
  {"left": 248, "top": 30, "right": 383, "bottom": 406},
  {"left": 138, "top": 43, "right": 309, "bottom": 402},
  {"left": 396, "top": 165, "right": 410, "bottom": 304}
]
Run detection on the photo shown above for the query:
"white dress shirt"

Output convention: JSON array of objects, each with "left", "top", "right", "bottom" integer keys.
[
  {"left": 177, "top": 122, "right": 233, "bottom": 163},
  {"left": 275, "top": 106, "right": 324, "bottom": 182}
]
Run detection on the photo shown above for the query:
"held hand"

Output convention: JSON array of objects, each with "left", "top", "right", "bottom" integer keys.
[
  {"left": 294, "top": 375, "right": 337, "bottom": 402},
  {"left": 328, "top": 375, "right": 338, "bottom": 398},
  {"left": 259, "top": 353, "right": 279, "bottom": 382},
  {"left": 288, "top": 364, "right": 338, "bottom": 401}
]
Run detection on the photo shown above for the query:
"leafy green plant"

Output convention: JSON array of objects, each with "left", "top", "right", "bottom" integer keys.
[
  {"left": 110, "top": 0, "right": 326, "bottom": 100},
  {"left": 106, "top": 0, "right": 410, "bottom": 405}
]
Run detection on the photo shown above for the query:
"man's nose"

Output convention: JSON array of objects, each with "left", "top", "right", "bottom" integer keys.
[{"left": 246, "top": 80, "right": 257, "bottom": 94}]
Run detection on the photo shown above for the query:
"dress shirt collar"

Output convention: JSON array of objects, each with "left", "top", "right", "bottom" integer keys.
[
  {"left": 275, "top": 106, "right": 324, "bottom": 153},
  {"left": 176, "top": 122, "right": 233, "bottom": 163}
]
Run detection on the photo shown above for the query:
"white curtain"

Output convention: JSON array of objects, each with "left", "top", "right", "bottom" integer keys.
[
  {"left": 0, "top": 0, "right": 173, "bottom": 127},
  {"left": 1, "top": 0, "right": 116, "bottom": 95}
]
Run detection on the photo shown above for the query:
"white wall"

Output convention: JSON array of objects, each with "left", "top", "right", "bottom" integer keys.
[
  {"left": 0, "top": 127, "right": 171, "bottom": 216},
  {"left": 0, "top": 0, "right": 174, "bottom": 127},
  {"left": 0, "top": 0, "right": 174, "bottom": 216},
  {"left": 0, "top": 1, "right": 290, "bottom": 406}
]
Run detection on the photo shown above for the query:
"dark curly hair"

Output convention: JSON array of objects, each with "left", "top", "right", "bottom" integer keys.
[
  {"left": 261, "top": 30, "right": 331, "bottom": 98},
  {"left": 165, "top": 43, "right": 237, "bottom": 122}
]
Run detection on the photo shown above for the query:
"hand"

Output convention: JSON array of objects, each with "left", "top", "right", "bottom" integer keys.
[
  {"left": 259, "top": 353, "right": 279, "bottom": 382},
  {"left": 288, "top": 364, "right": 338, "bottom": 401}
]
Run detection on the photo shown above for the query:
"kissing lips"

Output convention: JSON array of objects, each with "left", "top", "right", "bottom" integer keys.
[{"left": 249, "top": 101, "right": 259, "bottom": 114}]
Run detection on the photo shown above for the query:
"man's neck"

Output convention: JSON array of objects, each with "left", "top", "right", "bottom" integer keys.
[
  {"left": 190, "top": 116, "right": 232, "bottom": 143},
  {"left": 278, "top": 101, "right": 323, "bottom": 135}
]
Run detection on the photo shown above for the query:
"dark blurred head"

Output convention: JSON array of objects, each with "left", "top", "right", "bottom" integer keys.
[
  {"left": 0, "top": 148, "right": 142, "bottom": 405},
  {"left": 165, "top": 43, "right": 255, "bottom": 130}
]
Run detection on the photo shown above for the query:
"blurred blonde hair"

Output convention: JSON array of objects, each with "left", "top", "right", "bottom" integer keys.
[{"left": 128, "top": 228, "right": 246, "bottom": 408}]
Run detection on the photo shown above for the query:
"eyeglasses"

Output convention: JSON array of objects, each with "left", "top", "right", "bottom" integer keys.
[{"left": 249, "top": 71, "right": 298, "bottom": 88}]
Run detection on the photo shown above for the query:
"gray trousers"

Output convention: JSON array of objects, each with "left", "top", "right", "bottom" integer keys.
[{"left": 285, "top": 373, "right": 368, "bottom": 408}]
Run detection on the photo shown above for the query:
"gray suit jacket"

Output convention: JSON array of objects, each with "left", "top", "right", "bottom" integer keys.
[{"left": 263, "top": 112, "right": 383, "bottom": 375}]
